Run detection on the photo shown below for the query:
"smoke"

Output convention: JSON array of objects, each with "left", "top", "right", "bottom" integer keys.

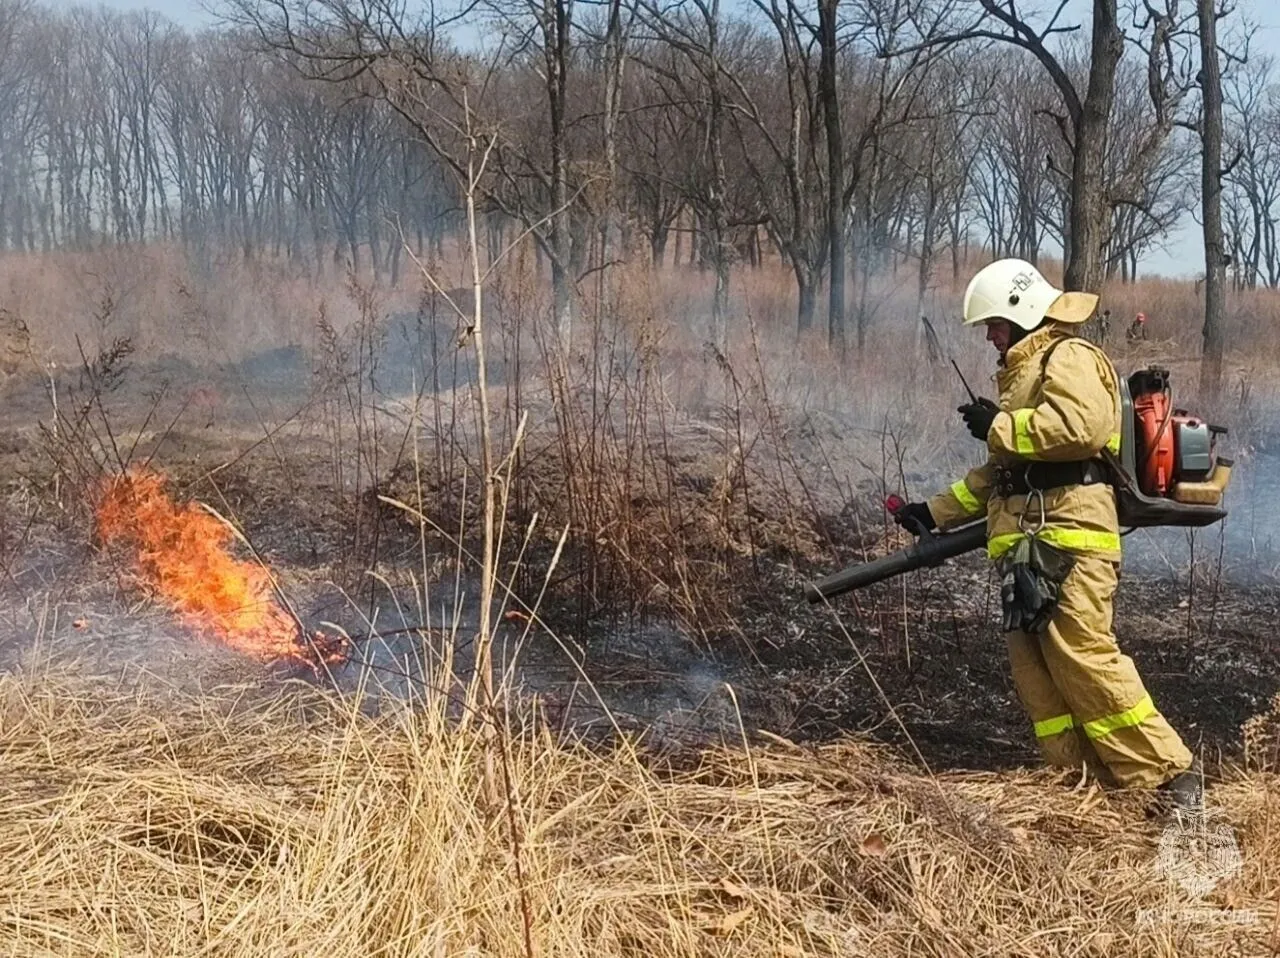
[{"left": 1120, "top": 451, "right": 1280, "bottom": 582}]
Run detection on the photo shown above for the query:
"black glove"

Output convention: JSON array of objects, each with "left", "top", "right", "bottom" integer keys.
[
  {"left": 958, "top": 397, "right": 1000, "bottom": 442},
  {"left": 893, "top": 502, "right": 936, "bottom": 536}
]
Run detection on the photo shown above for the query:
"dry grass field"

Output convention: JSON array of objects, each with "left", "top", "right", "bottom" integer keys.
[
  {"left": 1, "top": 244, "right": 1278, "bottom": 956},
  {"left": 1, "top": 667, "right": 1277, "bottom": 957}
]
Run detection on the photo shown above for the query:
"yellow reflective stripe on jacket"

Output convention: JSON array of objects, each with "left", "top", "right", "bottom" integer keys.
[
  {"left": 988, "top": 528, "right": 1123, "bottom": 560},
  {"left": 1033, "top": 713, "right": 1075, "bottom": 739},
  {"left": 951, "top": 479, "right": 983, "bottom": 515},
  {"left": 1012, "top": 408, "right": 1036, "bottom": 456},
  {"left": 1083, "top": 695, "right": 1156, "bottom": 740},
  {"left": 1007, "top": 420, "right": 1119, "bottom": 460}
]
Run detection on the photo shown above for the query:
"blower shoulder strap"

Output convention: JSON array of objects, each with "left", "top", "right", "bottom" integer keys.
[
  {"left": 1037, "top": 333, "right": 1130, "bottom": 487},
  {"left": 1038, "top": 333, "right": 1095, "bottom": 376},
  {"left": 1039, "top": 333, "right": 1119, "bottom": 387},
  {"left": 1035, "top": 335, "right": 1079, "bottom": 400},
  {"left": 1039, "top": 335, "right": 1072, "bottom": 377}
]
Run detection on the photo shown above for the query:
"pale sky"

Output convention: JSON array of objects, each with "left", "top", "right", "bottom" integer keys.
[{"left": 41, "top": 0, "right": 1280, "bottom": 280}]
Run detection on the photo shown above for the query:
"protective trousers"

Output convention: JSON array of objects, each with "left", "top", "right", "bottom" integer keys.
[{"left": 1005, "top": 554, "right": 1192, "bottom": 787}]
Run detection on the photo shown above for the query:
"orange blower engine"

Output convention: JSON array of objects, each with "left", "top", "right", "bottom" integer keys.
[{"left": 1120, "top": 367, "right": 1232, "bottom": 523}]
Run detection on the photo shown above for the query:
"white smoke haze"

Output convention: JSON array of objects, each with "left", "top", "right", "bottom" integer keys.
[
  {"left": 0, "top": 0, "right": 1277, "bottom": 947},
  {"left": 1, "top": 247, "right": 1273, "bottom": 753}
]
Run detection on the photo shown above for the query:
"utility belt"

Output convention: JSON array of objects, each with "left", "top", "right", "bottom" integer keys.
[
  {"left": 993, "top": 459, "right": 1110, "bottom": 634},
  {"left": 993, "top": 460, "right": 1111, "bottom": 499}
]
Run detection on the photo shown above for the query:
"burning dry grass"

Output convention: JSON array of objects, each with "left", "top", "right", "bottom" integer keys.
[
  {"left": 94, "top": 470, "right": 347, "bottom": 668},
  {"left": 0, "top": 669, "right": 1276, "bottom": 957},
  {"left": 95, "top": 470, "right": 305, "bottom": 661}
]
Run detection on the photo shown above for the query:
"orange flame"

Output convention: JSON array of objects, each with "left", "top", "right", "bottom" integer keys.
[{"left": 96, "top": 470, "right": 344, "bottom": 666}]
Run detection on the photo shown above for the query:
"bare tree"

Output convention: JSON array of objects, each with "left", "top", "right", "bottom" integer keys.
[
  {"left": 484, "top": 0, "right": 578, "bottom": 335},
  {"left": 619, "top": 45, "right": 695, "bottom": 265},
  {"left": 892, "top": 0, "right": 1130, "bottom": 291},
  {"left": 817, "top": 0, "right": 843, "bottom": 342},
  {"left": 1221, "top": 53, "right": 1278, "bottom": 288},
  {"left": 0, "top": 0, "right": 42, "bottom": 250},
  {"left": 732, "top": 0, "right": 829, "bottom": 331},
  {"left": 1102, "top": 57, "right": 1195, "bottom": 281},
  {"left": 589, "top": 0, "right": 638, "bottom": 265},
  {"left": 1197, "top": 0, "right": 1227, "bottom": 397},
  {"left": 968, "top": 56, "right": 1057, "bottom": 262},
  {"left": 0, "top": 0, "right": 1250, "bottom": 364},
  {"left": 906, "top": 57, "right": 990, "bottom": 311},
  {"left": 634, "top": 0, "right": 738, "bottom": 340},
  {"left": 843, "top": 0, "right": 955, "bottom": 349}
]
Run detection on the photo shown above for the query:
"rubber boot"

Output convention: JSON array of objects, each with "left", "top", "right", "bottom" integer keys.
[{"left": 1153, "top": 762, "right": 1204, "bottom": 822}]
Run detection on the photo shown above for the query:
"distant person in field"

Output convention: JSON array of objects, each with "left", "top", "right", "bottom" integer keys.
[
  {"left": 1098, "top": 309, "right": 1111, "bottom": 344},
  {"left": 1126, "top": 312, "right": 1148, "bottom": 341},
  {"left": 890, "top": 259, "right": 1201, "bottom": 818}
]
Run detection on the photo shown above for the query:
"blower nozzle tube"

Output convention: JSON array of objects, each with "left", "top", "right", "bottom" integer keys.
[{"left": 804, "top": 522, "right": 987, "bottom": 603}]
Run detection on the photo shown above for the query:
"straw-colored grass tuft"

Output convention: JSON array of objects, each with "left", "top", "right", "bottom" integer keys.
[{"left": 0, "top": 671, "right": 1276, "bottom": 956}]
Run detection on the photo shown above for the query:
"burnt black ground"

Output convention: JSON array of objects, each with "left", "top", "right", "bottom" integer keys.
[
  {"left": 518, "top": 549, "right": 1279, "bottom": 774},
  {"left": 754, "top": 562, "right": 1280, "bottom": 772}
]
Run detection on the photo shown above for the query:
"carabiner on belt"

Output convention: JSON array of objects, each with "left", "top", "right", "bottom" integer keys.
[{"left": 1018, "top": 463, "right": 1047, "bottom": 536}]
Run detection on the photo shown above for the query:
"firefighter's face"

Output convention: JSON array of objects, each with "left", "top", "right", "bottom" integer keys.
[{"left": 985, "top": 320, "right": 1014, "bottom": 357}]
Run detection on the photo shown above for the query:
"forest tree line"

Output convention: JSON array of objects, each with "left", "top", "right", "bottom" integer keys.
[{"left": 0, "top": 0, "right": 1264, "bottom": 351}]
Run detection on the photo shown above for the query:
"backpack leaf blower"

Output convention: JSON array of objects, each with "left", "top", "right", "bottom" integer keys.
[
  {"left": 1112, "top": 366, "right": 1232, "bottom": 526},
  {"left": 804, "top": 365, "right": 1233, "bottom": 603}
]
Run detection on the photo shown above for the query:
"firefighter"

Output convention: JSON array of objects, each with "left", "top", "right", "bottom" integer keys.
[{"left": 893, "top": 259, "right": 1201, "bottom": 814}]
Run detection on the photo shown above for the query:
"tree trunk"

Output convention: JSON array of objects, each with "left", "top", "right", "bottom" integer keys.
[
  {"left": 705, "top": 0, "right": 731, "bottom": 346},
  {"left": 950, "top": 192, "right": 963, "bottom": 280},
  {"left": 818, "top": 0, "right": 845, "bottom": 349},
  {"left": 1198, "top": 0, "right": 1226, "bottom": 399},
  {"left": 486, "top": 211, "right": 501, "bottom": 267},
  {"left": 854, "top": 146, "right": 886, "bottom": 349},
  {"left": 1063, "top": 0, "right": 1123, "bottom": 292},
  {"left": 601, "top": 0, "right": 627, "bottom": 269},
  {"left": 651, "top": 223, "right": 669, "bottom": 266},
  {"left": 1249, "top": 206, "right": 1262, "bottom": 286},
  {"left": 795, "top": 258, "right": 816, "bottom": 332},
  {"left": 370, "top": 220, "right": 383, "bottom": 282},
  {"left": 854, "top": 250, "right": 872, "bottom": 352},
  {"left": 545, "top": 0, "right": 574, "bottom": 340}
]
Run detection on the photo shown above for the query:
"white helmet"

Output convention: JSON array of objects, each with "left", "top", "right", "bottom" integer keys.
[{"left": 962, "top": 258, "right": 1099, "bottom": 331}]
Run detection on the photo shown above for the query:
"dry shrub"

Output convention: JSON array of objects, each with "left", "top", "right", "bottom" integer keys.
[
  {"left": 0, "top": 669, "right": 1276, "bottom": 957},
  {"left": 383, "top": 256, "right": 913, "bottom": 632},
  {"left": 1243, "top": 692, "right": 1280, "bottom": 772},
  {"left": 330, "top": 244, "right": 1280, "bottom": 632},
  {"left": 1, "top": 240, "right": 1275, "bottom": 394},
  {"left": 7, "top": 241, "right": 1279, "bottom": 628},
  {"left": 0, "top": 244, "right": 423, "bottom": 368}
]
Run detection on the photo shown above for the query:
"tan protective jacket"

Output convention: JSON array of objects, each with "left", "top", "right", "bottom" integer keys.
[{"left": 927, "top": 323, "right": 1123, "bottom": 560}]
